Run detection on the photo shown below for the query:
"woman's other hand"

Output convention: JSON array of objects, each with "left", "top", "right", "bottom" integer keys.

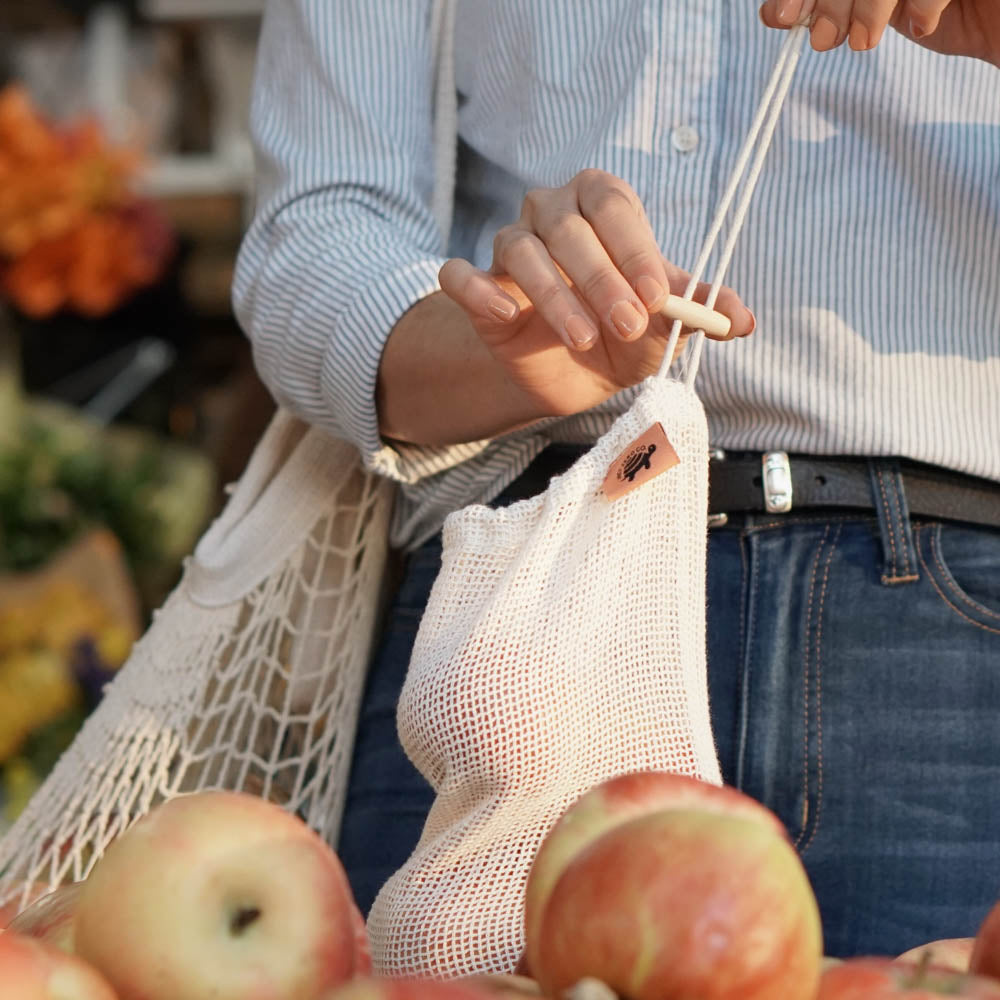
[{"left": 759, "top": 0, "right": 1000, "bottom": 67}]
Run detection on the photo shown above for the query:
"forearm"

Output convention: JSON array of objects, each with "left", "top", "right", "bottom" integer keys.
[
  {"left": 377, "top": 291, "right": 545, "bottom": 447},
  {"left": 237, "top": 0, "right": 470, "bottom": 459}
]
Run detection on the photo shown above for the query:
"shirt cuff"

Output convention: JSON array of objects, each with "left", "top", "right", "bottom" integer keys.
[{"left": 319, "top": 253, "right": 494, "bottom": 485}]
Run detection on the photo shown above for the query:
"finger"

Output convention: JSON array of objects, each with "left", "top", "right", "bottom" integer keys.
[
  {"left": 573, "top": 169, "right": 674, "bottom": 314},
  {"left": 709, "top": 285, "right": 757, "bottom": 340},
  {"left": 899, "top": 0, "right": 950, "bottom": 39},
  {"left": 844, "top": 0, "right": 899, "bottom": 49},
  {"left": 438, "top": 257, "right": 522, "bottom": 326},
  {"left": 758, "top": 0, "right": 817, "bottom": 29},
  {"left": 661, "top": 261, "right": 756, "bottom": 341},
  {"left": 758, "top": 3, "right": 788, "bottom": 29},
  {"left": 807, "top": 0, "right": 855, "bottom": 50},
  {"left": 526, "top": 187, "right": 651, "bottom": 344},
  {"left": 492, "top": 226, "right": 601, "bottom": 350}
]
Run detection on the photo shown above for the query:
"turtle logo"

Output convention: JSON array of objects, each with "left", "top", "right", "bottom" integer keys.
[
  {"left": 620, "top": 443, "right": 657, "bottom": 482},
  {"left": 602, "top": 423, "right": 678, "bottom": 501}
]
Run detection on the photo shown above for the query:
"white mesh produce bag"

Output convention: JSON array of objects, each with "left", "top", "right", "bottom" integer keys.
[
  {"left": 368, "top": 25, "right": 809, "bottom": 977},
  {"left": 369, "top": 376, "right": 720, "bottom": 977}
]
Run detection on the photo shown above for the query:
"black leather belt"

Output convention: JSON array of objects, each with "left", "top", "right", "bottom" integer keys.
[
  {"left": 709, "top": 452, "right": 1000, "bottom": 529},
  {"left": 509, "top": 446, "right": 1000, "bottom": 530}
]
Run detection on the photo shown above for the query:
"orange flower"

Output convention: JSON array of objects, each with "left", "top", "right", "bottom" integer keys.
[
  {"left": 0, "top": 86, "right": 62, "bottom": 163},
  {"left": 0, "top": 85, "right": 173, "bottom": 318}
]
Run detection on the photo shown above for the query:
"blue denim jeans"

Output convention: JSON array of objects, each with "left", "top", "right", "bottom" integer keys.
[{"left": 337, "top": 455, "right": 1000, "bottom": 958}]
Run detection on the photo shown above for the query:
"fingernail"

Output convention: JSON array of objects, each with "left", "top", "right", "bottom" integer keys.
[
  {"left": 909, "top": 18, "right": 926, "bottom": 38},
  {"left": 848, "top": 20, "right": 870, "bottom": 50},
  {"left": 746, "top": 311, "right": 757, "bottom": 335},
  {"left": 810, "top": 15, "right": 841, "bottom": 50},
  {"left": 777, "top": 0, "right": 802, "bottom": 25},
  {"left": 610, "top": 300, "right": 645, "bottom": 340},
  {"left": 486, "top": 294, "right": 518, "bottom": 321},
  {"left": 635, "top": 275, "right": 666, "bottom": 310},
  {"left": 565, "top": 314, "right": 598, "bottom": 348}
]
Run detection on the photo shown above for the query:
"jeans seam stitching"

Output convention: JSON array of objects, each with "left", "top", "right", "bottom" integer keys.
[
  {"left": 925, "top": 524, "right": 1000, "bottom": 624},
  {"left": 735, "top": 527, "right": 755, "bottom": 791},
  {"left": 736, "top": 527, "right": 750, "bottom": 782},
  {"left": 889, "top": 468, "right": 913, "bottom": 578},
  {"left": 738, "top": 532, "right": 748, "bottom": 666},
  {"left": 794, "top": 523, "right": 829, "bottom": 852},
  {"left": 744, "top": 514, "right": 876, "bottom": 532},
  {"left": 885, "top": 466, "right": 917, "bottom": 581},
  {"left": 801, "top": 522, "right": 839, "bottom": 856},
  {"left": 876, "top": 466, "right": 901, "bottom": 580},
  {"left": 917, "top": 528, "right": 1000, "bottom": 634}
]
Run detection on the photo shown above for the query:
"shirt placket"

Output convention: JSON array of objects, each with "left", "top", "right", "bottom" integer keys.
[{"left": 651, "top": 0, "right": 724, "bottom": 269}]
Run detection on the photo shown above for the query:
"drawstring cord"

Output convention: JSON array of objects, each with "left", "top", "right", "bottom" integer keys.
[{"left": 661, "top": 24, "right": 810, "bottom": 385}]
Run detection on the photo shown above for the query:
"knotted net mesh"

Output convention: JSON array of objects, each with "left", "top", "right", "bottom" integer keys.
[{"left": 0, "top": 415, "right": 393, "bottom": 909}]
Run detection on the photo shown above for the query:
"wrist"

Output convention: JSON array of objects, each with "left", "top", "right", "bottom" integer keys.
[{"left": 377, "top": 291, "right": 547, "bottom": 446}]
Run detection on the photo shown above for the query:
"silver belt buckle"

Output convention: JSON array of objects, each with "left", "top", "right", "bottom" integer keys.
[{"left": 762, "top": 451, "right": 793, "bottom": 513}]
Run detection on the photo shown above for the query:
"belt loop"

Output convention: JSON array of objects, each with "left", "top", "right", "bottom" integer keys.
[{"left": 867, "top": 458, "right": 920, "bottom": 586}]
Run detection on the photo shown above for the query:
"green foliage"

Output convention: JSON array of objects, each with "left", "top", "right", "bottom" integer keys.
[{"left": 0, "top": 423, "right": 164, "bottom": 573}]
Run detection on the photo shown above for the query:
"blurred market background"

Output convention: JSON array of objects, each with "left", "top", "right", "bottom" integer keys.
[{"left": 0, "top": 0, "right": 273, "bottom": 831}]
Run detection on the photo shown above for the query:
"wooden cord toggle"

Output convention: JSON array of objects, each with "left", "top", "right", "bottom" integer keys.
[{"left": 659, "top": 294, "right": 732, "bottom": 338}]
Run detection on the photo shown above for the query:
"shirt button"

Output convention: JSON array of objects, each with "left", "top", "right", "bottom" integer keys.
[{"left": 671, "top": 125, "right": 700, "bottom": 153}]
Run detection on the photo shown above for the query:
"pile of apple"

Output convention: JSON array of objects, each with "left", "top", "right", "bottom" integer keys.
[{"left": 2, "top": 774, "right": 1000, "bottom": 1000}]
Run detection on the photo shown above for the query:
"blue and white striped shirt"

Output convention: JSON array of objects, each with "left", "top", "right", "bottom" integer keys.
[{"left": 233, "top": 1, "right": 1000, "bottom": 550}]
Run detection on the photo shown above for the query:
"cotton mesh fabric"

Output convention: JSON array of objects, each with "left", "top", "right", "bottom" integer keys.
[{"left": 368, "top": 375, "right": 721, "bottom": 977}]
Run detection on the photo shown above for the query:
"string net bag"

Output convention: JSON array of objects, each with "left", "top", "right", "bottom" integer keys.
[
  {"left": 0, "top": 0, "right": 460, "bottom": 913},
  {"left": 368, "top": 23, "right": 810, "bottom": 979},
  {"left": 0, "top": 414, "right": 393, "bottom": 904}
]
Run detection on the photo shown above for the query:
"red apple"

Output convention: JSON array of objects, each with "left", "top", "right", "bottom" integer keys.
[
  {"left": 819, "top": 957, "right": 1000, "bottom": 998},
  {"left": 0, "top": 930, "right": 118, "bottom": 999},
  {"left": 897, "top": 939, "right": 974, "bottom": 974},
  {"left": 972, "top": 903, "right": 1000, "bottom": 983},
  {"left": 325, "top": 977, "right": 508, "bottom": 1000},
  {"left": 8, "top": 883, "right": 82, "bottom": 952},
  {"left": 524, "top": 772, "right": 822, "bottom": 1000},
  {"left": 73, "top": 790, "right": 370, "bottom": 1000},
  {"left": 523, "top": 770, "right": 785, "bottom": 978}
]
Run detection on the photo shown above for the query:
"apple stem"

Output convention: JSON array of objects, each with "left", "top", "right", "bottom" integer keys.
[
  {"left": 230, "top": 906, "right": 262, "bottom": 935},
  {"left": 902, "top": 949, "right": 934, "bottom": 990}
]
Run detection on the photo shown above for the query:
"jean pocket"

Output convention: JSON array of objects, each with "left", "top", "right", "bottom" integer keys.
[{"left": 917, "top": 523, "right": 1000, "bottom": 630}]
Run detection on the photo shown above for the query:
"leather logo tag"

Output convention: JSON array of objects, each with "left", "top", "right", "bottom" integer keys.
[{"left": 602, "top": 423, "right": 679, "bottom": 501}]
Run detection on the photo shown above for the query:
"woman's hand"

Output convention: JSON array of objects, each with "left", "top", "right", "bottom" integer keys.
[
  {"left": 438, "top": 169, "right": 755, "bottom": 422},
  {"left": 759, "top": 0, "right": 1000, "bottom": 66}
]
